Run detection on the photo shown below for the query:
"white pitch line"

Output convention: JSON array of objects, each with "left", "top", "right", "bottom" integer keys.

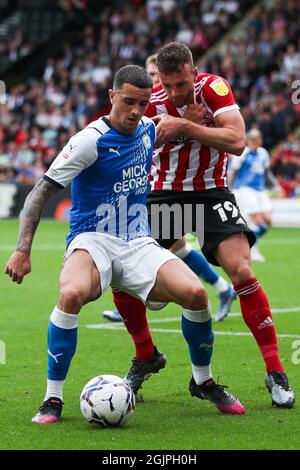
[
  {"left": 260, "top": 239, "right": 300, "bottom": 245},
  {"left": 189, "top": 239, "right": 300, "bottom": 247},
  {"left": 86, "top": 306, "right": 300, "bottom": 338},
  {"left": 85, "top": 324, "right": 300, "bottom": 339},
  {"left": 0, "top": 244, "right": 65, "bottom": 251},
  {"left": 0, "top": 238, "right": 299, "bottom": 251},
  {"left": 143, "top": 329, "right": 300, "bottom": 339},
  {"left": 146, "top": 306, "right": 300, "bottom": 321},
  {"left": 148, "top": 317, "right": 182, "bottom": 323},
  {"left": 223, "top": 306, "right": 300, "bottom": 318},
  {"left": 86, "top": 306, "right": 300, "bottom": 330}
]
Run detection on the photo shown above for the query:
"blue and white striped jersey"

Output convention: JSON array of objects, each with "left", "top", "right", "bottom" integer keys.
[{"left": 231, "top": 146, "right": 270, "bottom": 192}]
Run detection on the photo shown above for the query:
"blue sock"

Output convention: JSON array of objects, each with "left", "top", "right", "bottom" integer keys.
[
  {"left": 252, "top": 222, "right": 268, "bottom": 240},
  {"left": 258, "top": 222, "right": 268, "bottom": 237},
  {"left": 181, "top": 307, "right": 214, "bottom": 366},
  {"left": 48, "top": 306, "right": 78, "bottom": 381},
  {"left": 184, "top": 249, "right": 219, "bottom": 285}
]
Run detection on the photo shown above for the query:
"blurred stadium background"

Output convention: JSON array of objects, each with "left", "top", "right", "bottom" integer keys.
[
  {"left": 0, "top": 0, "right": 300, "bottom": 224},
  {"left": 1, "top": 0, "right": 300, "bottom": 451}
]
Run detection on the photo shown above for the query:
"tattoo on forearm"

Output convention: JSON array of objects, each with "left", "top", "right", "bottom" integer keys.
[{"left": 16, "top": 179, "right": 60, "bottom": 254}]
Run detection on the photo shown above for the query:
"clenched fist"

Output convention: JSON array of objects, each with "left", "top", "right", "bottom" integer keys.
[
  {"left": 152, "top": 114, "right": 183, "bottom": 147},
  {"left": 5, "top": 251, "right": 31, "bottom": 284},
  {"left": 183, "top": 103, "right": 207, "bottom": 124}
]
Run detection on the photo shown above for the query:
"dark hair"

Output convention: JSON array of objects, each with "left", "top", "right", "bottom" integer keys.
[
  {"left": 157, "top": 42, "right": 194, "bottom": 74},
  {"left": 113, "top": 65, "right": 153, "bottom": 90}
]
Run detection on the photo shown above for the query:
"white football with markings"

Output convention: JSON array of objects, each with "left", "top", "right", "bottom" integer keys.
[{"left": 80, "top": 374, "right": 135, "bottom": 427}]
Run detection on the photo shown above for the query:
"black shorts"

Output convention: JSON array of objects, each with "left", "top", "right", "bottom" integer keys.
[{"left": 147, "top": 188, "right": 256, "bottom": 266}]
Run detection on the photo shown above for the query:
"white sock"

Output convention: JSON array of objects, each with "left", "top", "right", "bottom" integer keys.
[
  {"left": 50, "top": 306, "right": 79, "bottom": 329},
  {"left": 182, "top": 303, "right": 212, "bottom": 322},
  {"left": 174, "top": 242, "right": 193, "bottom": 259},
  {"left": 192, "top": 364, "right": 212, "bottom": 385},
  {"left": 213, "top": 276, "right": 229, "bottom": 294},
  {"left": 44, "top": 379, "right": 64, "bottom": 402}
]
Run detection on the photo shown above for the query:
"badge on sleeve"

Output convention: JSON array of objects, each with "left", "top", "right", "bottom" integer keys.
[{"left": 209, "top": 78, "right": 229, "bottom": 96}]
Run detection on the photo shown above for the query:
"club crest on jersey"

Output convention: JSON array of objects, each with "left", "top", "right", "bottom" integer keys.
[
  {"left": 209, "top": 78, "right": 229, "bottom": 96},
  {"left": 169, "top": 135, "right": 191, "bottom": 145},
  {"left": 203, "top": 111, "right": 216, "bottom": 128},
  {"left": 142, "top": 133, "right": 151, "bottom": 150}
]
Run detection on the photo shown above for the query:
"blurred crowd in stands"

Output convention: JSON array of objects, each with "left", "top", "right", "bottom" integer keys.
[
  {"left": 0, "top": 0, "right": 300, "bottom": 197},
  {"left": 271, "top": 129, "right": 300, "bottom": 197},
  {"left": 0, "top": 27, "right": 33, "bottom": 69}
]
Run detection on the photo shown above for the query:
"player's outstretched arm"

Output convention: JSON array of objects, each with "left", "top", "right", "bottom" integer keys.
[{"left": 5, "top": 178, "right": 60, "bottom": 284}]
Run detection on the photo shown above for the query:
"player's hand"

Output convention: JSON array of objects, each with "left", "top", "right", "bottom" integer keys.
[
  {"left": 152, "top": 114, "right": 183, "bottom": 147},
  {"left": 183, "top": 103, "right": 207, "bottom": 124},
  {"left": 5, "top": 251, "right": 31, "bottom": 284}
]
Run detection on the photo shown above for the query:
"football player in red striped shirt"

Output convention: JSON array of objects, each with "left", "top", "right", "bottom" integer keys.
[
  {"left": 104, "top": 54, "right": 237, "bottom": 324},
  {"left": 118, "top": 43, "right": 294, "bottom": 409}
]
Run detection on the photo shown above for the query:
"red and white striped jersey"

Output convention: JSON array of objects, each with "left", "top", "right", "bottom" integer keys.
[{"left": 145, "top": 73, "right": 239, "bottom": 191}]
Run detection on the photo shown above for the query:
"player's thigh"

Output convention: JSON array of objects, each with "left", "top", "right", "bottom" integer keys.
[
  {"left": 258, "top": 192, "right": 272, "bottom": 224},
  {"left": 262, "top": 211, "right": 272, "bottom": 225},
  {"left": 148, "top": 258, "right": 206, "bottom": 305},
  {"left": 250, "top": 212, "right": 263, "bottom": 225},
  {"left": 214, "top": 233, "right": 253, "bottom": 283},
  {"left": 60, "top": 249, "right": 101, "bottom": 302}
]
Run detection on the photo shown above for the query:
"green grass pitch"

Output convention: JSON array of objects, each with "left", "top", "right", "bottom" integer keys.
[{"left": 0, "top": 219, "right": 299, "bottom": 450}]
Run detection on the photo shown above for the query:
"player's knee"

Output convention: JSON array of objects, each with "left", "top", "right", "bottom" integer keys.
[
  {"left": 184, "top": 283, "right": 207, "bottom": 310},
  {"left": 231, "top": 262, "right": 253, "bottom": 285},
  {"left": 59, "top": 285, "right": 86, "bottom": 312},
  {"left": 264, "top": 216, "right": 272, "bottom": 226}
]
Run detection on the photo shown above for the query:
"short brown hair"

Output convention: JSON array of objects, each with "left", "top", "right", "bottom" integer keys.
[
  {"left": 247, "top": 129, "right": 262, "bottom": 140},
  {"left": 157, "top": 42, "right": 194, "bottom": 74}
]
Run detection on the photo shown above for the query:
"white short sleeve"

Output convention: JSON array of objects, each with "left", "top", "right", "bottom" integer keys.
[
  {"left": 259, "top": 147, "right": 270, "bottom": 169},
  {"left": 230, "top": 147, "right": 248, "bottom": 171},
  {"left": 44, "top": 127, "right": 99, "bottom": 188}
]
